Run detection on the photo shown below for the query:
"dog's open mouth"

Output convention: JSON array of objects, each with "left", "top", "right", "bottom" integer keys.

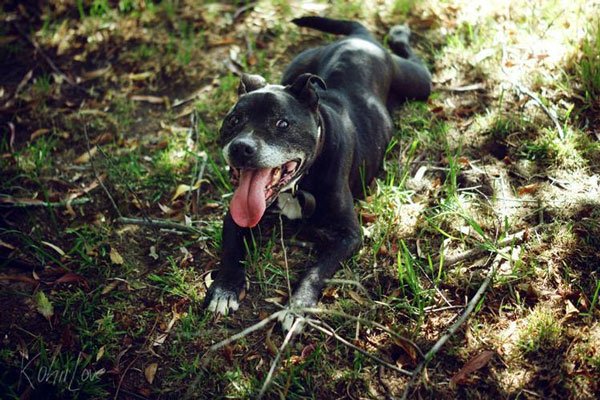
[{"left": 229, "top": 160, "right": 301, "bottom": 228}]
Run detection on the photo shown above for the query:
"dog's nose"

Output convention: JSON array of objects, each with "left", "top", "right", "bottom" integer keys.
[{"left": 229, "top": 138, "right": 257, "bottom": 165}]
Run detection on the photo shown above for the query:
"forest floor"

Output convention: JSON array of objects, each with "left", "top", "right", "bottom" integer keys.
[{"left": 1, "top": 0, "right": 599, "bottom": 399}]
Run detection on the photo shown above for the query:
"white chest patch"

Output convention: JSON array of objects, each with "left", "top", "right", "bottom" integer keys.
[{"left": 277, "top": 193, "right": 303, "bottom": 220}]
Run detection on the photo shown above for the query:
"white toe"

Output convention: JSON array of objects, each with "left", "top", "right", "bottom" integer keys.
[{"left": 207, "top": 287, "right": 239, "bottom": 316}]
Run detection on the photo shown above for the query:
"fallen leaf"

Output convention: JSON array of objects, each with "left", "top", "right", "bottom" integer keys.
[
  {"left": 0, "top": 274, "right": 37, "bottom": 285},
  {"left": 41, "top": 241, "right": 67, "bottom": 257},
  {"left": 128, "top": 71, "right": 154, "bottom": 81},
  {"left": 53, "top": 272, "right": 88, "bottom": 288},
  {"left": 15, "top": 69, "right": 33, "bottom": 95},
  {"left": 101, "top": 280, "right": 120, "bottom": 295},
  {"left": 144, "top": 363, "right": 158, "bottom": 384},
  {"left": 265, "top": 324, "right": 278, "bottom": 356},
  {"left": 149, "top": 246, "right": 159, "bottom": 260},
  {"left": 35, "top": 291, "right": 54, "bottom": 321},
  {"left": 171, "top": 180, "right": 204, "bottom": 201},
  {"left": 222, "top": 345, "right": 234, "bottom": 364},
  {"left": 565, "top": 300, "right": 579, "bottom": 316},
  {"left": 109, "top": 247, "right": 124, "bottom": 265},
  {"left": 91, "top": 133, "right": 114, "bottom": 145},
  {"left": 360, "top": 212, "right": 377, "bottom": 224},
  {"left": 450, "top": 350, "right": 495, "bottom": 386},
  {"left": 322, "top": 286, "right": 338, "bottom": 299},
  {"left": 96, "top": 345, "right": 105, "bottom": 362},
  {"left": 0, "top": 240, "right": 16, "bottom": 250},
  {"left": 73, "top": 146, "right": 97, "bottom": 164},
  {"left": 130, "top": 95, "right": 167, "bottom": 105},
  {"left": 391, "top": 336, "right": 420, "bottom": 365},
  {"left": 80, "top": 65, "right": 112, "bottom": 81},
  {"left": 30, "top": 128, "right": 50, "bottom": 140},
  {"left": 517, "top": 183, "right": 540, "bottom": 196},
  {"left": 348, "top": 290, "right": 365, "bottom": 305}
]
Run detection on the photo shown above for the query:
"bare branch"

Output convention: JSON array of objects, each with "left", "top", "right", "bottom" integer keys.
[
  {"left": 305, "top": 318, "right": 413, "bottom": 377},
  {"left": 115, "top": 216, "right": 204, "bottom": 235}
]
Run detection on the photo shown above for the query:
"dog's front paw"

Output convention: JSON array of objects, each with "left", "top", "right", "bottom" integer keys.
[
  {"left": 205, "top": 285, "right": 241, "bottom": 316},
  {"left": 277, "top": 292, "right": 318, "bottom": 334}
]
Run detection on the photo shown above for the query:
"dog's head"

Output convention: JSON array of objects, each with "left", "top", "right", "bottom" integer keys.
[{"left": 219, "top": 73, "right": 326, "bottom": 228}]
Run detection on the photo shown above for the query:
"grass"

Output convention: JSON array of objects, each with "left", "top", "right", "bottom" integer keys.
[{"left": 1, "top": 0, "right": 599, "bottom": 399}]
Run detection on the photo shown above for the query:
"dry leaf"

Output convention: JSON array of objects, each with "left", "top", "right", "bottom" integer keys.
[
  {"left": 265, "top": 324, "right": 278, "bottom": 356},
  {"left": 450, "top": 350, "right": 495, "bottom": 386},
  {"left": 565, "top": 300, "right": 579, "bottom": 316},
  {"left": 391, "top": 336, "right": 420, "bottom": 365},
  {"left": 96, "top": 345, "right": 105, "bottom": 362},
  {"left": 73, "top": 146, "right": 97, "bottom": 164},
  {"left": 109, "top": 247, "right": 124, "bottom": 265},
  {"left": 91, "top": 133, "right": 114, "bottom": 145},
  {"left": 41, "top": 240, "right": 67, "bottom": 257},
  {"left": 16, "top": 69, "right": 33, "bottom": 95},
  {"left": 144, "top": 363, "right": 158, "bottom": 384},
  {"left": 80, "top": 65, "right": 111, "bottom": 81},
  {"left": 322, "top": 286, "right": 338, "bottom": 299},
  {"left": 53, "top": 272, "right": 88, "bottom": 287},
  {"left": 30, "top": 128, "right": 50, "bottom": 140},
  {"left": 130, "top": 95, "right": 166, "bottom": 105},
  {"left": 171, "top": 180, "right": 204, "bottom": 201},
  {"left": 348, "top": 290, "right": 365, "bottom": 305},
  {"left": 0, "top": 274, "right": 37, "bottom": 285},
  {"left": 222, "top": 345, "right": 234, "bottom": 364},
  {"left": 517, "top": 183, "right": 540, "bottom": 196},
  {"left": 101, "top": 280, "right": 120, "bottom": 295},
  {"left": 0, "top": 240, "right": 16, "bottom": 250}
]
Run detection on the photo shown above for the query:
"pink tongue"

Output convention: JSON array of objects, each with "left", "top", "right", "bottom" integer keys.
[{"left": 230, "top": 168, "right": 273, "bottom": 227}]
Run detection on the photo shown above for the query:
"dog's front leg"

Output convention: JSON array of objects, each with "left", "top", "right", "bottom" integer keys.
[
  {"left": 280, "top": 205, "right": 362, "bottom": 332},
  {"left": 204, "top": 211, "right": 253, "bottom": 315}
]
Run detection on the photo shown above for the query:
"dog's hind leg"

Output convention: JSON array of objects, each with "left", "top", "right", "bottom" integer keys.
[{"left": 387, "top": 25, "right": 432, "bottom": 105}]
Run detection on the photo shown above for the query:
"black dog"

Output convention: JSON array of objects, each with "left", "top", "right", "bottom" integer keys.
[{"left": 205, "top": 16, "right": 431, "bottom": 331}]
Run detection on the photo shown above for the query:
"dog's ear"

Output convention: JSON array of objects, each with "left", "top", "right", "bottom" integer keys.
[
  {"left": 238, "top": 74, "right": 267, "bottom": 95},
  {"left": 287, "top": 73, "right": 327, "bottom": 107}
]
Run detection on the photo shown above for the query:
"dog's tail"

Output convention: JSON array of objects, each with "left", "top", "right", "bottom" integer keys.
[{"left": 292, "top": 16, "right": 370, "bottom": 37}]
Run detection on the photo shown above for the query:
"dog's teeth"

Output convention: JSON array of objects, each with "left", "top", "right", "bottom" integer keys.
[{"left": 270, "top": 168, "right": 281, "bottom": 187}]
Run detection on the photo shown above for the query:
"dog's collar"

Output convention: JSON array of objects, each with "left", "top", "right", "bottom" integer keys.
[{"left": 315, "top": 108, "right": 326, "bottom": 159}]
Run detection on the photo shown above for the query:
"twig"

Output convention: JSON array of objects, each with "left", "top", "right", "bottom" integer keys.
[
  {"left": 207, "top": 311, "right": 286, "bottom": 353},
  {"left": 184, "top": 310, "right": 285, "bottom": 399},
  {"left": 437, "top": 227, "right": 534, "bottom": 268},
  {"left": 512, "top": 81, "right": 565, "bottom": 140},
  {"left": 83, "top": 125, "right": 123, "bottom": 218},
  {"left": 300, "top": 307, "right": 422, "bottom": 357},
  {"left": 115, "top": 217, "right": 203, "bottom": 235},
  {"left": 501, "top": 45, "right": 564, "bottom": 140},
  {"left": 257, "top": 319, "right": 299, "bottom": 399},
  {"left": 0, "top": 197, "right": 90, "bottom": 208},
  {"left": 89, "top": 139, "right": 161, "bottom": 237},
  {"left": 280, "top": 215, "right": 292, "bottom": 297},
  {"left": 400, "top": 254, "right": 503, "bottom": 400},
  {"left": 423, "top": 304, "right": 465, "bottom": 314},
  {"left": 304, "top": 318, "right": 413, "bottom": 377},
  {"left": 185, "top": 110, "right": 206, "bottom": 212}
]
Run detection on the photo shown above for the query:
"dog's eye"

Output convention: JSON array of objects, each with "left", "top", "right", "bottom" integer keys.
[{"left": 276, "top": 119, "right": 289, "bottom": 130}]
